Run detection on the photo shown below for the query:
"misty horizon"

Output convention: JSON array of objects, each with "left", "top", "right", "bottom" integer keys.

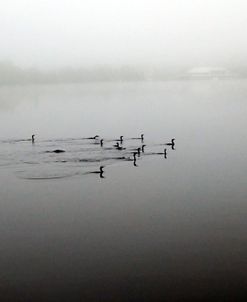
[
  {"left": 0, "top": 60, "right": 246, "bottom": 85},
  {"left": 1, "top": 0, "right": 247, "bottom": 70}
]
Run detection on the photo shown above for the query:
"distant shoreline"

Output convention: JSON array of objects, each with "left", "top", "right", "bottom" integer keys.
[{"left": 0, "top": 62, "right": 244, "bottom": 86}]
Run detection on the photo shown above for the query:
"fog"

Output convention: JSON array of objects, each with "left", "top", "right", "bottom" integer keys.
[{"left": 1, "top": 0, "right": 247, "bottom": 71}]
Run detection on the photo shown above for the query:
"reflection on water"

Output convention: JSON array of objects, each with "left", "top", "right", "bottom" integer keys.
[{"left": 0, "top": 81, "right": 247, "bottom": 301}]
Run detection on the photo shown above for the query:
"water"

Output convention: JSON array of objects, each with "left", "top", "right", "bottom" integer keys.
[{"left": 0, "top": 80, "right": 247, "bottom": 301}]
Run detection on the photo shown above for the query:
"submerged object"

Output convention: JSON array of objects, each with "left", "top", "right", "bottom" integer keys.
[{"left": 46, "top": 149, "right": 66, "bottom": 153}]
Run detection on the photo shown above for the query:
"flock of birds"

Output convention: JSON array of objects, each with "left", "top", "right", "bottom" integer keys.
[{"left": 29, "top": 133, "right": 176, "bottom": 179}]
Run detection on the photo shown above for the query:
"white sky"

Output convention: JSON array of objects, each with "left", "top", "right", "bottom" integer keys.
[{"left": 0, "top": 0, "right": 246, "bottom": 69}]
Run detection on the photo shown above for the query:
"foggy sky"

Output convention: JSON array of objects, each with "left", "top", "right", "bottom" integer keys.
[{"left": 1, "top": 0, "right": 247, "bottom": 69}]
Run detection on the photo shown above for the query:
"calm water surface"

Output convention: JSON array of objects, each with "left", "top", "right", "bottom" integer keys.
[{"left": 0, "top": 81, "right": 247, "bottom": 301}]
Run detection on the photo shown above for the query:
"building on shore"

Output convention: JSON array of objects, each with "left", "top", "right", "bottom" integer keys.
[{"left": 186, "top": 67, "right": 233, "bottom": 79}]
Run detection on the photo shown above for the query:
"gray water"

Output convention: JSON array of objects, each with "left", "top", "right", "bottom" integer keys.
[{"left": 0, "top": 80, "right": 247, "bottom": 301}]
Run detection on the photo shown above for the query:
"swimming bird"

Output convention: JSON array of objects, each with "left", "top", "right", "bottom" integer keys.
[
  {"left": 116, "top": 144, "right": 126, "bottom": 151},
  {"left": 114, "top": 142, "right": 125, "bottom": 150},
  {"left": 155, "top": 148, "right": 167, "bottom": 158},
  {"left": 165, "top": 138, "right": 175, "bottom": 150},
  {"left": 166, "top": 138, "right": 175, "bottom": 146},
  {"left": 136, "top": 147, "right": 141, "bottom": 156},
  {"left": 87, "top": 135, "right": 99, "bottom": 139},
  {"left": 164, "top": 148, "right": 167, "bottom": 158},
  {"left": 141, "top": 144, "right": 146, "bottom": 152},
  {"left": 133, "top": 152, "right": 138, "bottom": 161},
  {"left": 91, "top": 166, "right": 105, "bottom": 178},
  {"left": 100, "top": 139, "right": 103, "bottom": 147},
  {"left": 131, "top": 134, "right": 144, "bottom": 141},
  {"left": 31, "top": 134, "right": 35, "bottom": 144},
  {"left": 115, "top": 136, "right": 123, "bottom": 143}
]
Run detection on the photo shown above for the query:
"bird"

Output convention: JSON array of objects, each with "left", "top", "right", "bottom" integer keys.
[
  {"left": 116, "top": 143, "right": 126, "bottom": 150},
  {"left": 141, "top": 144, "right": 146, "bottom": 152},
  {"left": 165, "top": 138, "right": 175, "bottom": 149},
  {"left": 132, "top": 134, "right": 144, "bottom": 141},
  {"left": 155, "top": 148, "right": 167, "bottom": 158},
  {"left": 100, "top": 139, "right": 103, "bottom": 147},
  {"left": 113, "top": 142, "right": 125, "bottom": 150},
  {"left": 133, "top": 152, "right": 138, "bottom": 160},
  {"left": 97, "top": 166, "right": 104, "bottom": 173},
  {"left": 31, "top": 134, "right": 35, "bottom": 144},
  {"left": 136, "top": 147, "right": 141, "bottom": 156},
  {"left": 165, "top": 138, "right": 175, "bottom": 146},
  {"left": 91, "top": 166, "right": 105, "bottom": 178},
  {"left": 87, "top": 135, "right": 99, "bottom": 139},
  {"left": 115, "top": 136, "right": 123, "bottom": 143}
]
